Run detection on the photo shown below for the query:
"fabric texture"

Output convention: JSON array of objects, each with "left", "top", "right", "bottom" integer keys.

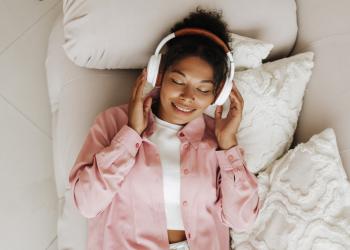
[
  {"left": 68, "top": 87, "right": 260, "bottom": 249},
  {"left": 169, "top": 239, "right": 190, "bottom": 250},
  {"left": 230, "top": 128, "right": 350, "bottom": 249},
  {"left": 62, "top": 0, "right": 297, "bottom": 69},
  {"left": 229, "top": 33, "right": 273, "bottom": 71},
  {"left": 204, "top": 52, "right": 314, "bottom": 173},
  {"left": 290, "top": 0, "right": 350, "bottom": 178}
]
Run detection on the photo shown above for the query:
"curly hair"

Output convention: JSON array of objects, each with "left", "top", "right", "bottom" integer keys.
[{"left": 161, "top": 6, "right": 232, "bottom": 95}]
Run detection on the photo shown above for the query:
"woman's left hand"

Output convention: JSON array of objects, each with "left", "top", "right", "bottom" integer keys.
[{"left": 214, "top": 81, "right": 244, "bottom": 150}]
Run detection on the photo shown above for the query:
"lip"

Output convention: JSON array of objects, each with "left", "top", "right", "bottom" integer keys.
[{"left": 172, "top": 102, "right": 195, "bottom": 114}]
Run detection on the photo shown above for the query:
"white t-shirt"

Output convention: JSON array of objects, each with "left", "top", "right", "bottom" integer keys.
[{"left": 147, "top": 114, "right": 185, "bottom": 230}]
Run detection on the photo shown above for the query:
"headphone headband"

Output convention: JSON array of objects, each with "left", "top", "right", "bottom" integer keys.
[
  {"left": 155, "top": 28, "right": 231, "bottom": 55},
  {"left": 175, "top": 28, "right": 231, "bottom": 53}
]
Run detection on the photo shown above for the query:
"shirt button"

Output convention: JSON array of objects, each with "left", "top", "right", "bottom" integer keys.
[
  {"left": 183, "top": 201, "right": 188, "bottom": 206},
  {"left": 187, "top": 232, "right": 191, "bottom": 239},
  {"left": 184, "top": 169, "right": 189, "bottom": 175},
  {"left": 228, "top": 155, "right": 234, "bottom": 163},
  {"left": 135, "top": 143, "right": 140, "bottom": 148}
]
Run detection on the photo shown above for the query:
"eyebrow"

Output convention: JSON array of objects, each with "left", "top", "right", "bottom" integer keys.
[{"left": 170, "top": 69, "right": 214, "bottom": 84}]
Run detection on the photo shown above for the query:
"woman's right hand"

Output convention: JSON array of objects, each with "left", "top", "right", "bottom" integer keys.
[{"left": 127, "top": 68, "right": 153, "bottom": 135}]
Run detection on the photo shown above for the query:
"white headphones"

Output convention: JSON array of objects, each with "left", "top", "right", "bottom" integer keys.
[{"left": 146, "top": 27, "right": 235, "bottom": 106}]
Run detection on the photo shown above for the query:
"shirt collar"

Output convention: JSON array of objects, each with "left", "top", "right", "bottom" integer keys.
[{"left": 141, "top": 87, "right": 206, "bottom": 149}]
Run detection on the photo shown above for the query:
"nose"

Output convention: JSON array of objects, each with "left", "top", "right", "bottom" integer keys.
[{"left": 180, "top": 85, "right": 195, "bottom": 101}]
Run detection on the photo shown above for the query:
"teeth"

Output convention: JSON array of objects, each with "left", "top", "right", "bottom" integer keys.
[{"left": 174, "top": 103, "right": 193, "bottom": 112}]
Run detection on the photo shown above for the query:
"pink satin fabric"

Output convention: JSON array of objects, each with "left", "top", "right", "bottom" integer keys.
[{"left": 69, "top": 88, "right": 260, "bottom": 250}]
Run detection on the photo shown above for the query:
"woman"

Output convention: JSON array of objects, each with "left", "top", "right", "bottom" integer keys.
[{"left": 69, "top": 7, "right": 260, "bottom": 250}]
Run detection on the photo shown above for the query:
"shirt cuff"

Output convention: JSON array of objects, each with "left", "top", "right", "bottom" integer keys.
[
  {"left": 216, "top": 145, "right": 246, "bottom": 171},
  {"left": 110, "top": 124, "right": 142, "bottom": 157}
]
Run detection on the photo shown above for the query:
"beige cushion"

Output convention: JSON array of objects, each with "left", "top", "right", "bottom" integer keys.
[
  {"left": 47, "top": 16, "right": 137, "bottom": 249},
  {"left": 46, "top": 16, "right": 136, "bottom": 201},
  {"left": 62, "top": 0, "right": 297, "bottom": 69},
  {"left": 290, "top": 0, "right": 350, "bottom": 178},
  {"left": 45, "top": 1, "right": 350, "bottom": 249},
  {"left": 231, "top": 128, "right": 350, "bottom": 249},
  {"left": 292, "top": 0, "right": 350, "bottom": 53},
  {"left": 46, "top": 14, "right": 278, "bottom": 250}
]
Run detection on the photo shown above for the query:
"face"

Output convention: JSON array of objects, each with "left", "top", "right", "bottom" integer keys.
[{"left": 157, "top": 56, "right": 215, "bottom": 125}]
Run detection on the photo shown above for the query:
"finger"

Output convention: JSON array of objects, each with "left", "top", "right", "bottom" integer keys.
[
  {"left": 132, "top": 69, "right": 146, "bottom": 99},
  {"left": 143, "top": 96, "right": 152, "bottom": 112},
  {"left": 232, "top": 85, "right": 244, "bottom": 104},
  {"left": 135, "top": 70, "right": 147, "bottom": 100},
  {"left": 228, "top": 98, "right": 237, "bottom": 112},
  {"left": 230, "top": 80, "right": 244, "bottom": 104},
  {"left": 229, "top": 93, "right": 241, "bottom": 111},
  {"left": 143, "top": 96, "right": 152, "bottom": 121},
  {"left": 229, "top": 88, "right": 235, "bottom": 100},
  {"left": 230, "top": 87, "right": 243, "bottom": 108},
  {"left": 215, "top": 105, "right": 223, "bottom": 120}
]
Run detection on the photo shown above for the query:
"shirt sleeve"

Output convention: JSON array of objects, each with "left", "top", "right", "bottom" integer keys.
[
  {"left": 215, "top": 145, "right": 261, "bottom": 232},
  {"left": 68, "top": 109, "right": 143, "bottom": 218}
]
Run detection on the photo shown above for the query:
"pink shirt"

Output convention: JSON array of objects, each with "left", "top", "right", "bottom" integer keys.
[{"left": 69, "top": 88, "right": 260, "bottom": 250}]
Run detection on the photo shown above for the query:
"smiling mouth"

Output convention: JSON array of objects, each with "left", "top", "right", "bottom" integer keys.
[{"left": 172, "top": 102, "right": 195, "bottom": 113}]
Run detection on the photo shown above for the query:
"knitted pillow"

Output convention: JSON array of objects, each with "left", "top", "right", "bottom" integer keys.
[
  {"left": 204, "top": 52, "right": 314, "bottom": 173},
  {"left": 231, "top": 128, "right": 350, "bottom": 249}
]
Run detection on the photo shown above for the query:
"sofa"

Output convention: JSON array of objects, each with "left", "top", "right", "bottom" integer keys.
[{"left": 45, "top": 0, "right": 350, "bottom": 249}]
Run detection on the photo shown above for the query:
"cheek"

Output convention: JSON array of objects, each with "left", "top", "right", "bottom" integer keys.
[
  {"left": 159, "top": 85, "right": 176, "bottom": 106},
  {"left": 196, "top": 96, "right": 214, "bottom": 110},
  {"left": 161, "top": 84, "right": 179, "bottom": 100}
]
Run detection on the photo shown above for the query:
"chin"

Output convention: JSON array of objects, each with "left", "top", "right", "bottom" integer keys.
[{"left": 173, "top": 112, "right": 202, "bottom": 125}]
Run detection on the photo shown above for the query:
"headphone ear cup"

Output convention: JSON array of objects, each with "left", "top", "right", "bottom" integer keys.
[
  {"left": 214, "top": 78, "right": 232, "bottom": 105},
  {"left": 147, "top": 54, "right": 162, "bottom": 87},
  {"left": 214, "top": 60, "right": 235, "bottom": 105}
]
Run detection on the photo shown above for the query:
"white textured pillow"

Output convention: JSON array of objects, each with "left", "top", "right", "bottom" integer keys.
[
  {"left": 62, "top": 0, "right": 297, "bottom": 69},
  {"left": 231, "top": 128, "right": 350, "bottom": 250},
  {"left": 205, "top": 52, "right": 314, "bottom": 173},
  {"left": 229, "top": 33, "right": 273, "bottom": 70}
]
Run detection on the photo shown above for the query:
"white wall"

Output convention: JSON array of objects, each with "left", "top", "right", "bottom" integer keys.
[{"left": 0, "top": 0, "right": 61, "bottom": 249}]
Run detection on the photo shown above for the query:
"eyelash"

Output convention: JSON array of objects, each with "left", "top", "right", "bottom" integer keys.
[
  {"left": 171, "top": 79, "right": 211, "bottom": 94},
  {"left": 171, "top": 79, "right": 183, "bottom": 85}
]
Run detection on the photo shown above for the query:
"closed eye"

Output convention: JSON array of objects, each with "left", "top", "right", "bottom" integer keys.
[
  {"left": 171, "top": 79, "right": 184, "bottom": 85},
  {"left": 197, "top": 89, "right": 210, "bottom": 93},
  {"left": 171, "top": 79, "right": 212, "bottom": 94}
]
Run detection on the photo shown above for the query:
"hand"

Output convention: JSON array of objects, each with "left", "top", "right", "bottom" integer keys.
[
  {"left": 127, "top": 68, "right": 152, "bottom": 135},
  {"left": 215, "top": 81, "right": 244, "bottom": 150}
]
